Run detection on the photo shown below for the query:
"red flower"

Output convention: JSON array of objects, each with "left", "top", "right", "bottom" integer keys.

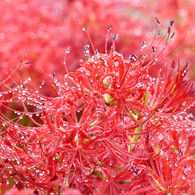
[{"left": 0, "top": 23, "right": 194, "bottom": 194}]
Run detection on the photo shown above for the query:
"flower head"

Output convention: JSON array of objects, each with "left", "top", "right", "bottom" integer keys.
[{"left": 0, "top": 22, "right": 194, "bottom": 194}]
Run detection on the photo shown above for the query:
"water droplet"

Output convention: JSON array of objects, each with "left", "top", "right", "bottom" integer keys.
[
  {"left": 66, "top": 46, "right": 70, "bottom": 53},
  {"left": 187, "top": 112, "right": 194, "bottom": 120},
  {"left": 108, "top": 25, "right": 112, "bottom": 31},
  {"left": 82, "top": 27, "right": 87, "bottom": 32},
  {"left": 157, "top": 29, "right": 160, "bottom": 36},
  {"left": 142, "top": 41, "right": 146, "bottom": 48},
  {"left": 114, "top": 61, "right": 119, "bottom": 67}
]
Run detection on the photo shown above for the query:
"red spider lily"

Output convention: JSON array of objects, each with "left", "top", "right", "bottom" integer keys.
[{"left": 0, "top": 23, "right": 194, "bottom": 194}]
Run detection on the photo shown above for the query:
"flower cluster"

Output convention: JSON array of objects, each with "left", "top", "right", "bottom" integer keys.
[{"left": 0, "top": 22, "right": 194, "bottom": 194}]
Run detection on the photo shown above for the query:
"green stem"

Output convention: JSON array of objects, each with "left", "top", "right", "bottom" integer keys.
[{"left": 129, "top": 126, "right": 142, "bottom": 152}]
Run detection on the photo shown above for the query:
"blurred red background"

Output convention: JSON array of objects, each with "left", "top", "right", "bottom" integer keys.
[{"left": 0, "top": 0, "right": 194, "bottom": 86}]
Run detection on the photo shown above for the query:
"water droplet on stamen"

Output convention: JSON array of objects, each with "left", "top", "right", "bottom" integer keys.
[
  {"left": 129, "top": 54, "right": 137, "bottom": 62},
  {"left": 66, "top": 46, "right": 70, "bottom": 54},
  {"left": 108, "top": 25, "right": 112, "bottom": 32},
  {"left": 142, "top": 41, "right": 146, "bottom": 48},
  {"left": 82, "top": 27, "right": 87, "bottom": 32},
  {"left": 187, "top": 112, "right": 194, "bottom": 120},
  {"left": 157, "top": 29, "right": 160, "bottom": 36}
]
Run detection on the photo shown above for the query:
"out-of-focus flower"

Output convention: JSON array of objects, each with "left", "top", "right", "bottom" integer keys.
[
  {"left": 62, "top": 189, "right": 82, "bottom": 195},
  {"left": 5, "top": 187, "right": 34, "bottom": 195}
]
